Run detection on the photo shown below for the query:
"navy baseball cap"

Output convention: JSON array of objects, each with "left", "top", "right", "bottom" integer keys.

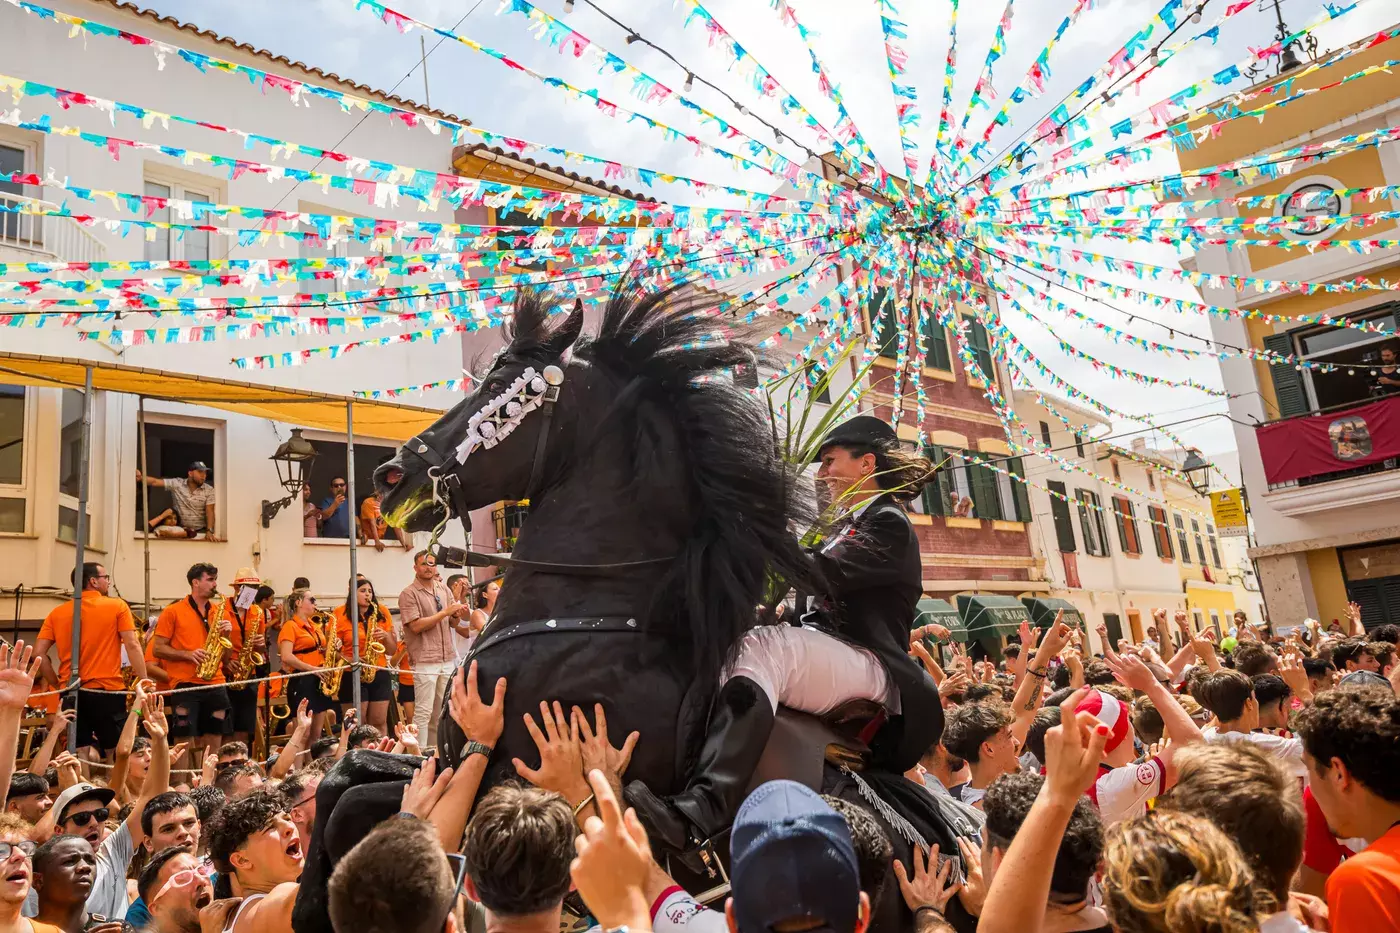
[
  {"left": 729, "top": 781, "right": 860, "bottom": 933},
  {"left": 814, "top": 415, "right": 897, "bottom": 461}
]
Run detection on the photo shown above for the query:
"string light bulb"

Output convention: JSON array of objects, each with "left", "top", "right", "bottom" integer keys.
[
  {"left": 625, "top": 33, "right": 640, "bottom": 44},
  {"left": 683, "top": 72, "right": 694, "bottom": 92},
  {"left": 562, "top": 0, "right": 573, "bottom": 11},
  {"left": 1191, "top": 5, "right": 1203, "bottom": 24}
]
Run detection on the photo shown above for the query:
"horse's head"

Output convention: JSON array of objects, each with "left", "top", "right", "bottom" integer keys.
[{"left": 374, "top": 291, "right": 584, "bottom": 531}]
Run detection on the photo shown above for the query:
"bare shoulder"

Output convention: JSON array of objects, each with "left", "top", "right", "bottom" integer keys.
[{"left": 241, "top": 884, "right": 298, "bottom": 933}]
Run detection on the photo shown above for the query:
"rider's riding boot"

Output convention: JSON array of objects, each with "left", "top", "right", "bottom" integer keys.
[{"left": 625, "top": 675, "right": 775, "bottom": 860}]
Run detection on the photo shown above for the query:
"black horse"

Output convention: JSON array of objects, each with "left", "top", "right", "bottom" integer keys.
[
  {"left": 374, "top": 282, "right": 814, "bottom": 800},
  {"left": 372, "top": 282, "right": 980, "bottom": 933}
]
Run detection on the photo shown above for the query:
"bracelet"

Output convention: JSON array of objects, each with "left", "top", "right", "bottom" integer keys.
[
  {"left": 572, "top": 793, "right": 596, "bottom": 818},
  {"left": 1026, "top": 666, "right": 1048, "bottom": 678}
]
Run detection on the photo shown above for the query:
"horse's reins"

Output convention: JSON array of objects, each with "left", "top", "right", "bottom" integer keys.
[{"left": 402, "top": 365, "right": 675, "bottom": 578}]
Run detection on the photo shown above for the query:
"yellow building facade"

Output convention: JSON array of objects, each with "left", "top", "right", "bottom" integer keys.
[{"left": 1171, "top": 25, "right": 1400, "bottom": 632}]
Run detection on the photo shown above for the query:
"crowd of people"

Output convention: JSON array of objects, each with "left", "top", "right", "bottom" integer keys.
[{"left": 1, "top": 439, "right": 1397, "bottom": 933}]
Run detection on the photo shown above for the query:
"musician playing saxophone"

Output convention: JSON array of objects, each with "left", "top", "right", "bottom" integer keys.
[
  {"left": 332, "top": 576, "right": 397, "bottom": 734},
  {"left": 278, "top": 590, "right": 336, "bottom": 739},
  {"left": 224, "top": 568, "right": 272, "bottom": 749},
  {"left": 152, "top": 562, "right": 234, "bottom": 763}
]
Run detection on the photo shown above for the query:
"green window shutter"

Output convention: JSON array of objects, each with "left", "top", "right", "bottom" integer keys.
[
  {"left": 1048, "top": 480, "right": 1076, "bottom": 552},
  {"left": 1125, "top": 501, "right": 1141, "bottom": 554},
  {"left": 923, "top": 315, "right": 951, "bottom": 370},
  {"left": 923, "top": 445, "right": 950, "bottom": 516},
  {"left": 870, "top": 287, "right": 898, "bottom": 359},
  {"left": 961, "top": 314, "right": 995, "bottom": 381},
  {"left": 1008, "top": 457, "right": 1031, "bottom": 522},
  {"left": 968, "top": 457, "right": 1000, "bottom": 521},
  {"left": 1112, "top": 498, "right": 1130, "bottom": 552},
  {"left": 1263, "top": 331, "right": 1308, "bottom": 418}
]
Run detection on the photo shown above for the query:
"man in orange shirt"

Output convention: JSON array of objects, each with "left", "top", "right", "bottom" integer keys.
[
  {"left": 358, "top": 491, "right": 409, "bottom": 552},
  {"left": 152, "top": 563, "right": 233, "bottom": 763},
  {"left": 1295, "top": 686, "right": 1400, "bottom": 933},
  {"left": 35, "top": 562, "right": 147, "bottom": 760}
]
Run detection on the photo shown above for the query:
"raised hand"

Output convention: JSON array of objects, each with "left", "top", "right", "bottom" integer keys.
[
  {"left": 1279, "top": 651, "right": 1312, "bottom": 700},
  {"left": 575, "top": 703, "right": 639, "bottom": 800},
  {"left": 955, "top": 836, "right": 986, "bottom": 916},
  {"left": 0, "top": 640, "right": 39, "bottom": 710},
  {"left": 394, "top": 722, "right": 421, "bottom": 757},
  {"left": 1105, "top": 651, "right": 1158, "bottom": 694},
  {"left": 570, "top": 770, "right": 653, "bottom": 931},
  {"left": 400, "top": 756, "right": 453, "bottom": 818},
  {"left": 938, "top": 671, "right": 970, "bottom": 701},
  {"left": 893, "top": 844, "right": 963, "bottom": 915},
  {"left": 1044, "top": 688, "right": 1111, "bottom": 803},
  {"left": 449, "top": 660, "right": 506, "bottom": 748},
  {"left": 144, "top": 696, "right": 169, "bottom": 741},
  {"left": 513, "top": 700, "right": 589, "bottom": 805},
  {"left": 294, "top": 698, "right": 312, "bottom": 733}
]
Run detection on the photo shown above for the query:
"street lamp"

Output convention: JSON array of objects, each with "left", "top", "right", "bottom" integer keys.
[
  {"left": 260, "top": 428, "right": 318, "bottom": 527},
  {"left": 1182, "top": 448, "right": 1211, "bottom": 496}
]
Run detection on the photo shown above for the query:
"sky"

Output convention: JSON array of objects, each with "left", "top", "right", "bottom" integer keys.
[{"left": 127, "top": 0, "right": 1400, "bottom": 459}]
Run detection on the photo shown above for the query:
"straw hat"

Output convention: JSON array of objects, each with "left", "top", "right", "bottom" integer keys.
[{"left": 231, "top": 567, "right": 262, "bottom": 587}]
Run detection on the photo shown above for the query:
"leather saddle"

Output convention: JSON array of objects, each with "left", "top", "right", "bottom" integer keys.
[{"left": 745, "top": 699, "right": 884, "bottom": 795}]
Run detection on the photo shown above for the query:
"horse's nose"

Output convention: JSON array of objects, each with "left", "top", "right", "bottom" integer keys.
[{"left": 382, "top": 466, "right": 403, "bottom": 486}]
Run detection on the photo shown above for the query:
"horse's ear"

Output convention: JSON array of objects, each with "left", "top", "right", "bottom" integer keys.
[{"left": 541, "top": 298, "right": 584, "bottom": 359}]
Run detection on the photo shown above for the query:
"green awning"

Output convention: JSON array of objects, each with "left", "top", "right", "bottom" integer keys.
[
  {"left": 1022, "top": 597, "right": 1086, "bottom": 631},
  {"left": 913, "top": 598, "right": 968, "bottom": 642},
  {"left": 957, "top": 594, "right": 1031, "bottom": 637}
]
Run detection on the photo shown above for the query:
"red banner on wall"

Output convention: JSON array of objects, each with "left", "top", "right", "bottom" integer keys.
[{"left": 1256, "top": 394, "right": 1400, "bottom": 485}]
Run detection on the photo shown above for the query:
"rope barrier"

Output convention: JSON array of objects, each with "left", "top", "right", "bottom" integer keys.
[{"left": 24, "top": 660, "right": 427, "bottom": 702}]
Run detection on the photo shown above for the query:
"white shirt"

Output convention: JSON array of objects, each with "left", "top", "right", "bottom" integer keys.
[
  {"left": 1202, "top": 727, "right": 1307, "bottom": 778},
  {"left": 1089, "top": 757, "right": 1165, "bottom": 826},
  {"left": 89, "top": 822, "right": 134, "bottom": 920}
]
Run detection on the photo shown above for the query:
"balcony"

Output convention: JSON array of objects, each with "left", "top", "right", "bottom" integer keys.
[
  {"left": 1256, "top": 394, "right": 1400, "bottom": 515},
  {"left": 0, "top": 192, "right": 106, "bottom": 264}
]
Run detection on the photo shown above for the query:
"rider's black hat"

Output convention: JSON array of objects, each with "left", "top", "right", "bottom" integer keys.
[{"left": 814, "top": 415, "right": 897, "bottom": 460}]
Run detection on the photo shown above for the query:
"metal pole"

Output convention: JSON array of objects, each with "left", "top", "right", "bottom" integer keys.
[
  {"left": 420, "top": 36, "right": 431, "bottom": 108},
  {"left": 138, "top": 397, "right": 151, "bottom": 627},
  {"left": 67, "top": 366, "right": 94, "bottom": 752},
  {"left": 347, "top": 402, "right": 361, "bottom": 711}
]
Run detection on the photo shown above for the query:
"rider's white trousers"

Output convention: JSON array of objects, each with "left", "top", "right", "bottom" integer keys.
[{"left": 724, "top": 623, "right": 894, "bottom": 715}]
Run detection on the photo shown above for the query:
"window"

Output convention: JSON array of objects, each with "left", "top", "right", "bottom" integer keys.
[
  {"left": 1047, "top": 480, "right": 1077, "bottom": 552},
  {"left": 922, "top": 314, "right": 951, "bottom": 371},
  {"left": 1039, "top": 421, "right": 1052, "bottom": 448},
  {"left": 1174, "top": 513, "right": 1191, "bottom": 564},
  {"left": 57, "top": 389, "right": 92, "bottom": 546},
  {"left": 144, "top": 178, "right": 215, "bottom": 263},
  {"left": 1190, "top": 518, "right": 1209, "bottom": 566},
  {"left": 1193, "top": 609, "right": 1205, "bottom": 631},
  {"left": 1209, "top": 610, "right": 1222, "bottom": 633},
  {"left": 961, "top": 314, "right": 994, "bottom": 382},
  {"left": 1148, "top": 505, "right": 1174, "bottom": 559},
  {"left": 993, "top": 458, "right": 1032, "bottom": 522},
  {"left": 1111, "top": 497, "right": 1141, "bottom": 555},
  {"left": 1147, "top": 470, "right": 1156, "bottom": 491},
  {"left": 0, "top": 384, "right": 27, "bottom": 534},
  {"left": 136, "top": 422, "right": 217, "bottom": 533},
  {"left": 1074, "top": 433, "right": 1086, "bottom": 459},
  {"left": 1075, "top": 489, "right": 1109, "bottom": 557},
  {"left": 303, "top": 438, "right": 399, "bottom": 540},
  {"left": 0, "top": 141, "right": 37, "bottom": 245},
  {"left": 492, "top": 500, "right": 530, "bottom": 552},
  {"left": 1266, "top": 301, "right": 1400, "bottom": 418},
  {"left": 1207, "top": 525, "right": 1223, "bottom": 569},
  {"left": 1110, "top": 459, "right": 1121, "bottom": 481},
  {"left": 922, "top": 447, "right": 1029, "bottom": 521}
]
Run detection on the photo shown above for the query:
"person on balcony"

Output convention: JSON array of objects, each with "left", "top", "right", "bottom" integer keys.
[
  {"left": 136, "top": 463, "right": 221, "bottom": 542},
  {"left": 1370, "top": 346, "right": 1400, "bottom": 396},
  {"left": 319, "top": 478, "right": 351, "bottom": 539}
]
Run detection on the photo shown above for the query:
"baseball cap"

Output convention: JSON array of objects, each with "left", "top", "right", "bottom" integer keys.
[
  {"left": 53, "top": 782, "right": 116, "bottom": 823},
  {"left": 188, "top": 461, "right": 209, "bottom": 472},
  {"left": 1075, "top": 689, "right": 1131, "bottom": 753},
  {"left": 1337, "top": 670, "right": 1392, "bottom": 691},
  {"left": 729, "top": 781, "right": 860, "bottom": 933}
]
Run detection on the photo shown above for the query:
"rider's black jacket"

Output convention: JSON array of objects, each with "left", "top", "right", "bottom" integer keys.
[{"left": 802, "top": 493, "right": 945, "bottom": 773}]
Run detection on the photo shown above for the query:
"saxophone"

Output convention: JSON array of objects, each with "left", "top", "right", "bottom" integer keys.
[
  {"left": 230, "top": 604, "right": 266, "bottom": 683},
  {"left": 195, "top": 596, "right": 234, "bottom": 681},
  {"left": 318, "top": 611, "right": 345, "bottom": 698},
  {"left": 360, "top": 608, "right": 384, "bottom": 683}
]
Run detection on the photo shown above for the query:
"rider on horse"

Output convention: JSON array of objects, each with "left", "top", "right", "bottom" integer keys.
[{"left": 626, "top": 414, "right": 946, "bottom": 857}]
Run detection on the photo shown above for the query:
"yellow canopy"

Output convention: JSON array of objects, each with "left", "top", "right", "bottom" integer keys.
[{"left": 0, "top": 352, "right": 443, "bottom": 441}]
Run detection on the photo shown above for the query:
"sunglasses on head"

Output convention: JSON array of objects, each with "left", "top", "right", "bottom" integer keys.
[{"left": 65, "top": 807, "right": 110, "bottom": 828}]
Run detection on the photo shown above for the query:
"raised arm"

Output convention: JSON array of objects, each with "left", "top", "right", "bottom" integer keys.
[
  {"left": 136, "top": 471, "right": 166, "bottom": 488},
  {"left": 127, "top": 684, "right": 170, "bottom": 847},
  {"left": 0, "top": 642, "right": 41, "bottom": 814},
  {"left": 269, "top": 700, "right": 312, "bottom": 780},
  {"left": 28, "top": 707, "right": 73, "bottom": 777},
  {"left": 431, "top": 661, "right": 504, "bottom": 852},
  {"left": 1010, "top": 617, "right": 1072, "bottom": 745}
]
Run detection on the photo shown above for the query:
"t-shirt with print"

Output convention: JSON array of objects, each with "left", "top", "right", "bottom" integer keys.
[
  {"left": 1087, "top": 757, "right": 1165, "bottom": 826},
  {"left": 1327, "top": 823, "right": 1400, "bottom": 933},
  {"left": 1202, "top": 726, "right": 1307, "bottom": 778},
  {"left": 162, "top": 478, "right": 215, "bottom": 531}
]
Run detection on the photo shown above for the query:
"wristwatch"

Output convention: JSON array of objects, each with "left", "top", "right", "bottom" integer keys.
[{"left": 462, "top": 739, "right": 493, "bottom": 760}]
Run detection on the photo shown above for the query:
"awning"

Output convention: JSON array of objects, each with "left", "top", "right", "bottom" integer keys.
[
  {"left": 0, "top": 351, "right": 442, "bottom": 441},
  {"left": 914, "top": 597, "right": 968, "bottom": 642},
  {"left": 1022, "top": 597, "right": 1086, "bottom": 631},
  {"left": 957, "top": 594, "right": 1031, "bottom": 638}
]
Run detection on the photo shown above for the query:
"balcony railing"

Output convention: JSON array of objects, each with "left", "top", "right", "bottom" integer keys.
[
  {"left": 0, "top": 192, "right": 106, "bottom": 264},
  {"left": 1257, "top": 393, "right": 1400, "bottom": 491}
]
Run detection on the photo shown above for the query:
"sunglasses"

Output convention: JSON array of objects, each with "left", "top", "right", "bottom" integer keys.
[
  {"left": 64, "top": 808, "right": 111, "bottom": 828},
  {"left": 0, "top": 841, "right": 36, "bottom": 861},
  {"left": 435, "top": 853, "right": 468, "bottom": 929},
  {"left": 151, "top": 863, "right": 215, "bottom": 904},
  {"left": 217, "top": 759, "right": 248, "bottom": 771}
]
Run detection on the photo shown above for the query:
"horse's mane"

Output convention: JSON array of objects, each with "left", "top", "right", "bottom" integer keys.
[{"left": 547, "top": 279, "right": 817, "bottom": 682}]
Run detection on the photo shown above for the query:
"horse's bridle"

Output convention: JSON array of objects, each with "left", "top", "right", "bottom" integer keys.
[{"left": 399, "top": 363, "right": 674, "bottom": 578}]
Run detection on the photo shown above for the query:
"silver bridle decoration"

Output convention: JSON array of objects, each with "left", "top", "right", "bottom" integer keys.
[{"left": 453, "top": 364, "right": 565, "bottom": 465}]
